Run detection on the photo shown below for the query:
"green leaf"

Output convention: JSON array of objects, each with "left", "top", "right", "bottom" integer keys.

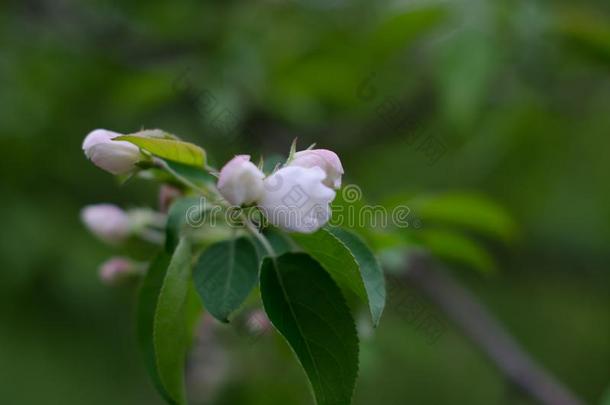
[
  {"left": 116, "top": 135, "right": 206, "bottom": 167},
  {"left": 264, "top": 228, "right": 295, "bottom": 256},
  {"left": 133, "top": 129, "right": 180, "bottom": 140},
  {"left": 154, "top": 238, "right": 193, "bottom": 404},
  {"left": 419, "top": 228, "right": 497, "bottom": 274},
  {"left": 164, "top": 160, "right": 216, "bottom": 189},
  {"left": 329, "top": 190, "right": 377, "bottom": 243},
  {"left": 194, "top": 237, "right": 259, "bottom": 323},
  {"left": 292, "top": 228, "right": 385, "bottom": 326},
  {"left": 252, "top": 227, "right": 295, "bottom": 260},
  {"left": 137, "top": 253, "right": 174, "bottom": 404},
  {"left": 326, "top": 227, "right": 386, "bottom": 327},
  {"left": 165, "top": 196, "right": 204, "bottom": 253},
  {"left": 260, "top": 253, "right": 359, "bottom": 405},
  {"left": 184, "top": 283, "right": 204, "bottom": 349},
  {"left": 409, "top": 193, "right": 518, "bottom": 243},
  {"left": 438, "top": 29, "right": 497, "bottom": 131}
]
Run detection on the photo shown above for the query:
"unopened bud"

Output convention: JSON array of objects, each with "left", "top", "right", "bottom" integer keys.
[
  {"left": 81, "top": 204, "right": 131, "bottom": 244},
  {"left": 217, "top": 155, "right": 265, "bottom": 205},
  {"left": 98, "top": 257, "right": 142, "bottom": 285},
  {"left": 245, "top": 309, "right": 272, "bottom": 336},
  {"left": 289, "top": 149, "right": 343, "bottom": 189},
  {"left": 82, "top": 129, "right": 141, "bottom": 175},
  {"left": 259, "top": 166, "right": 336, "bottom": 233}
]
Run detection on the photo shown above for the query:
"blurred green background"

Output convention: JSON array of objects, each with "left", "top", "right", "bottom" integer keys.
[{"left": 1, "top": 0, "right": 609, "bottom": 404}]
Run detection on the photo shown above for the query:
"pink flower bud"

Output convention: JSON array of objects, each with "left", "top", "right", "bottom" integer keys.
[
  {"left": 81, "top": 204, "right": 131, "bottom": 244},
  {"left": 259, "top": 166, "right": 336, "bottom": 233},
  {"left": 290, "top": 149, "right": 344, "bottom": 189},
  {"left": 82, "top": 129, "right": 141, "bottom": 175},
  {"left": 98, "top": 257, "right": 140, "bottom": 285},
  {"left": 217, "top": 155, "right": 265, "bottom": 205},
  {"left": 245, "top": 309, "right": 272, "bottom": 335}
]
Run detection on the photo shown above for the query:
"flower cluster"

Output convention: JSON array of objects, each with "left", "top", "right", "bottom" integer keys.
[
  {"left": 82, "top": 128, "right": 344, "bottom": 234},
  {"left": 81, "top": 128, "right": 345, "bottom": 283},
  {"left": 80, "top": 203, "right": 166, "bottom": 284},
  {"left": 217, "top": 149, "right": 343, "bottom": 233},
  {"left": 79, "top": 129, "right": 384, "bottom": 405}
]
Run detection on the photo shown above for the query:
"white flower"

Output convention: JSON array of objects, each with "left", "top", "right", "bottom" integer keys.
[
  {"left": 81, "top": 204, "right": 131, "bottom": 244},
  {"left": 289, "top": 149, "right": 344, "bottom": 189},
  {"left": 217, "top": 155, "right": 265, "bottom": 205},
  {"left": 98, "top": 257, "right": 141, "bottom": 286},
  {"left": 259, "top": 166, "right": 336, "bottom": 233},
  {"left": 82, "top": 129, "right": 141, "bottom": 175}
]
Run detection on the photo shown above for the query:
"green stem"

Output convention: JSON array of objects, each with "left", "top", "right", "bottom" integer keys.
[
  {"left": 243, "top": 217, "right": 276, "bottom": 258},
  {"left": 155, "top": 158, "right": 218, "bottom": 202},
  {"left": 139, "top": 228, "right": 165, "bottom": 245}
]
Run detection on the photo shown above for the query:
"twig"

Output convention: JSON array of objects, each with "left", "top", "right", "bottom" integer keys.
[{"left": 403, "top": 252, "right": 584, "bottom": 405}]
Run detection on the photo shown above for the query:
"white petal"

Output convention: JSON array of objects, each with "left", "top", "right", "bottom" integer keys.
[
  {"left": 83, "top": 129, "right": 141, "bottom": 175},
  {"left": 259, "top": 166, "right": 336, "bottom": 233},
  {"left": 82, "top": 129, "right": 121, "bottom": 156},
  {"left": 88, "top": 142, "right": 141, "bottom": 175},
  {"left": 217, "top": 155, "right": 265, "bottom": 205},
  {"left": 290, "top": 149, "right": 344, "bottom": 190}
]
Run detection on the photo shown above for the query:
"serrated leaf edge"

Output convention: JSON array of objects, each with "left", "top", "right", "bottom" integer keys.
[{"left": 325, "top": 227, "right": 386, "bottom": 327}]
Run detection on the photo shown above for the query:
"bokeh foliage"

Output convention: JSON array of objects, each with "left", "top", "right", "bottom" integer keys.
[{"left": 0, "top": 0, "right": 608, "bottom": 404}]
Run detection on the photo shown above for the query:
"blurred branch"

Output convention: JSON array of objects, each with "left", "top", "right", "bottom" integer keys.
[{"left": 403, "top": 252, "right": 584, "bottom": 405}]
